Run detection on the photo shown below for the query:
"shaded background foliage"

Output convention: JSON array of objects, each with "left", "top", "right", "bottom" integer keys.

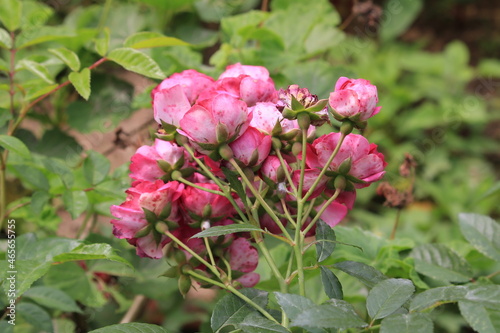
[{"left": 0, "top": 0, "right": 499, "bottom": 332}]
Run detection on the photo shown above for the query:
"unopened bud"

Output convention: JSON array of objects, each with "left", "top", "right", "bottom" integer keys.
[
  {"left": 178, "top": 275, "right": 192, "bottom": 297},
  {"left": 219, "top": 144, "right": 234, "bottom": 160},
  {"left": 292, "top": 142, "right": 302, "bottom": 156}
]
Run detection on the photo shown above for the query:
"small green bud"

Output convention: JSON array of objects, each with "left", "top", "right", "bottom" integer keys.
[
  {"left": 292, "top": 141, "right": 302, "bottom": 156},
  {"left": 219, "top": 144, "right": 234, "bottom": 160},
  {"left": 178, "top": 275, "right": 192, "bottom": 297}
]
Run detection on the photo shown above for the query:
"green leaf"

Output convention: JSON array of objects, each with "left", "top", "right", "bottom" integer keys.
[
  {"left": 124, "top": 31, "right": 189, "bottom": 49},
  {"left": 0, "top": 0, "right": 22, "bottom": 31},
  {"left": 459, "top": 213, "right": 500, "bottom": 262},
  {"left": 380, "top": 313, "right": 433, "bottom": 333},
  {"left": 410, "top": 286, "right": 468, "bottom": 312},
  {"left": 16, "top": 59, "right": 54, "bottom": 84},
  {"left": 0, "top": 135, "right": 31, "bottom": 159},
  {"left": 211, "top": 288, "right": 269, "bottom": 332},
  {"left": 464, "top": 285, "right": 500, "bottom": 309},
  {"left": 30, "top": 190, "right": 50, "bottom": 215},
  {"left": 88, "top": 323, "right": 170, "bottom": 333},
  {"left": 0, "top": 28, "right": 12, "bottom": 48},
  {"left": 95, "top": 27, "right": 110, "bottom": 56},
  {"left": 107, "top": 48, "right": 165, "bottom": 79},
  {"left": 366, "top": 279, "right": 415, "bottom": 320},
  {"left": 334, "top": 261, "right": 387, "bottom": 288},
  {"left": 222, "top": 167, "right": 247, "bottom": 202},
  {"left": 316, "top": 219, "right": 336, "bottom": 262},
  {"left": 62, "top": 190, "right": 88, "bottom": 219},
  {"left": 11, "top": 164, "right": 49, "bottom": 190},
  {"left": 83, "top": 150, "right": 110, "bottom": 185},
  {"left": 52, "top": 243, "right": 132, "bottom": 267},
  {"left": 0, "top": 260, "right": 51, "bottom": 296},
  {"left": 410, "top": 243, "right": 473, "bottom": 283},
  {"left": 192, "top": 224, "right": 264, "bottom": 238},
  {"left": 16, "top": 26, "right": 76, "bottom": 49},
  {"left": 320, "top": 266, "right": 343, "bottom": 300},
  {"left": 379, "top": 0, "right": 423, "bottom": 41},
  {"left": 69, "top": 68, "right": 91, "bottom": 100},
  {"left": 42, "top": 157, "right": 74, "bottom": 188},
  {"left": 240, "top": 313, "right": 290, "bottom": 333},
  {"left": 49, "top": 47, "right": 80, "bottom": 72},
  {"left": 44, "top": 262, "right": 106, "bottom": 308},
  {"left": 274, "top": 292, "right": 316, "bottom": 321},
  {"left": 458, "top": 300, "right": 500, "bottom": 333},
  {"left": 23, "top": 286, "right": 82, "bottom": 313},
  {"left": 17, "top": 302, "right": 53, "bottom": 333},
  {"left": 290, "top": 299, "right": 367, "bottom": 329}
]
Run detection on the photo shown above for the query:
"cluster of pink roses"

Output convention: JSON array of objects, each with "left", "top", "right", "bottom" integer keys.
[{"left": 110, "top": 63, "right": 386, "bottom": 288}]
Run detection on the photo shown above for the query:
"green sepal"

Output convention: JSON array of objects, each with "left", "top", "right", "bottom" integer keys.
[
  {"left": 157, "top": 159, "right": 172, "bottom": 173},
  {"left": 153, "top": 229, "right": 162, "bottom": 245},
  {"left": 216, "top": 122, "right": 229, "bottom": 143},
  {"left": 178, "top": 275, "right": 191, "bottom": 297},
  {"left": 279, "top": 128, "right": 300, "bottom": 141},
  {"left": 271, "top": 119, "right": 283, "bottom": 136},
  {"left": 134, "top": 225, "right": 152, "bottom": 238},
  {"left": 338, "top": 158, "right": 352, "bottom": 175},
  {"left": 282, "top": 107, "right": 298, "bottom": 120},
  {"left": 158, "top": 202, "right": 172, "bottom": 220},
  {"left": 305, "top": 98, "right": 328, "bottom": 112},
  {"left": 161, "top": 266, "right": 179, "bottom": 278},
  {"left": 142, "top": 207, "right": 158, "bottom": 224},
  {"left": 173, "top": 154, "right": 185, "bottom": 170},
  {"left": 202, "top": 204, "right": 212, "bottom": 219},
  {"left": 291, "top": 94, "right": 305, "bottom": 111}
]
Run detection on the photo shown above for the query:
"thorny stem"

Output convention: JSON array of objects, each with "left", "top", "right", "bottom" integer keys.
[
  {"left": 229, "top": 159, "right": 293, "bottom": 242},
  {"left": 302, "top": 132, "right": 347, "bottom": 203}
]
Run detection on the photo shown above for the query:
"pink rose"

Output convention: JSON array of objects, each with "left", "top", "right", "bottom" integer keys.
[
  {"left": 229, "top": 127, "right": 271, "bottom": 167},
  {"left": 153, "top": 69, "right": 214, "bottom": 104},
  {"left": 227, "top": 237, "right": 260, "bottom": 288},
  {"left": 110, "top": 180, "right": 184, "bottom": 259},
  {"left": 179, "top": 93, "right": 250, "bottom": 147},
  {"left": 130, "top": 139, "right": 187, "bottom": 182},
  {"left": 329, "top": 77, "right": 381, "bottom": 122},
  {"left": 219, "top": 63, "right": 271, "bottom": 82},
  {"left": 249, "top": 102, "right": 297, "bottom": 134},
  {"left": 260, "top": 155, "right": 291, "bottom": 182},
  {"left": 308, "top": 133, "right": 386, "bottom": 188},
  {"left": 181, "top": 183, "right": 235, "bottom": 222}
]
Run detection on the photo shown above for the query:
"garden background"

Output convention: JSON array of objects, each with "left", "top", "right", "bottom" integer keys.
[{"left": 0, "top": 0, "right": 499, "bottom": 332}]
